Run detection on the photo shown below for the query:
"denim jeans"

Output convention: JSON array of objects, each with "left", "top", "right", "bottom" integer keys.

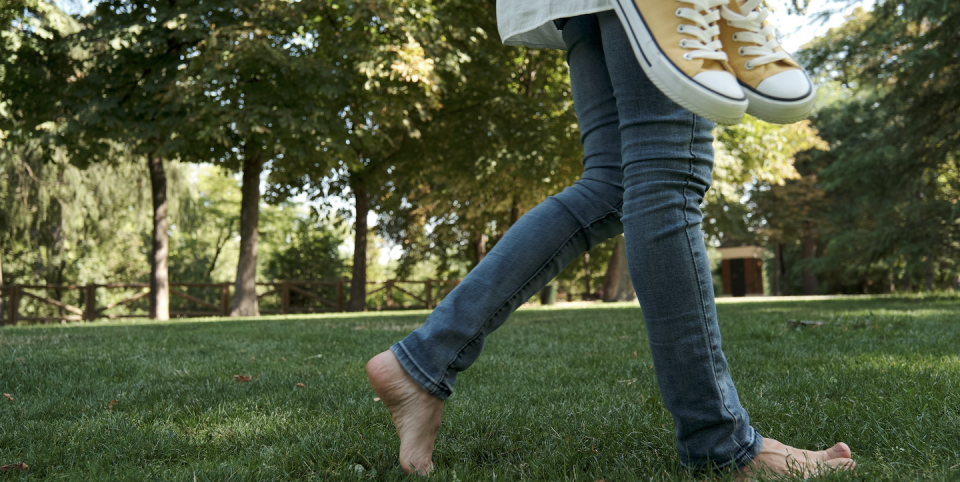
[{"left": 391, "top": 11, "right": 762, "bottom": 470}]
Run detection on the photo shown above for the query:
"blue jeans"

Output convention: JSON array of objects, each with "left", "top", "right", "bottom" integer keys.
[{"left": 391, "top": 11, "right": 762, "bottom": 470}]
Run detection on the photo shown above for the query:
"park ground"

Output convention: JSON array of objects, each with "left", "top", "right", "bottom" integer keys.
[{"left": 1, "top": 295, "right": 959, "bottom": 481}]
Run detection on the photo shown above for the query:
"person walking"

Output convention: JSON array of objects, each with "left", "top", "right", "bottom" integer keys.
[{"left": 367, "top": 0, "right": 854, "bottom": 477}]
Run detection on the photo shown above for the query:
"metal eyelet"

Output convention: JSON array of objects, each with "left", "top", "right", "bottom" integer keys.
[
  {"left": 676, "top": 9, "right": 683, "bottom": 16},
  {"left": 744, "top": 61, "right": 754, "bottom": 70},
  {"left": 679, "top": 40, "right": 687, "bottom": 48},
  {"left": 726, "top": 20, "right": 732, "bottom": 26},
  {"left": 738, "top": 47, "right": 745, "bottom": 55},
  {"left": 683, "top": 53, "right": 692, "bottom": 61},
  {"left": 677, "top": 25, "right": 684, "bottom": 33},
  {"left": 732, "top": 33, "right": 739, "bottom": 41}
]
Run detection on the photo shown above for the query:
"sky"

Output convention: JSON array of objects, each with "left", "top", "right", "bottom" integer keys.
[{"left": 770, "top": 0, "right": 875, "bottom": 52}]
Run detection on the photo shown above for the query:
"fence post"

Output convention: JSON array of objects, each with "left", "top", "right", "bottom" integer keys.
[
  {"left": 280, "top": 281, "right": 290, "bottom": 314},
  {"left": 337, "top": 278, "right": 345, "bottom": 312},
  {"left": 9, "top": 286, "right": 20, "bottom": 325},
  {"left": 84, "top": 284, "right": 98, "bottom": 321},
  {"left": 385, "top": 280, "right": 394, "bottom": 309},
  {"left": 425, "top": 281, "right": 433, "bottom": 309},
  {"left": 221, "top": 283, "right": 231, "bottom": 316}
]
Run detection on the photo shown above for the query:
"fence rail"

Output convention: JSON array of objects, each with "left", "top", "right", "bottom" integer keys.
[{"left": 0, "top": 278, "right": 460, "bottom": 325}]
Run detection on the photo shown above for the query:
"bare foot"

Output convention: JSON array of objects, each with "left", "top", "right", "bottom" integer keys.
[
  {"left": 366, "top": 350, "right": 444, "bottom": 476},
  {"left": 737, "top": 438, "right": 855, "bottom": 480}
]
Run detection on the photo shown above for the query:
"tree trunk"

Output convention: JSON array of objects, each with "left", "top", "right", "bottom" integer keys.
[
  {"left": 56, "top": 265, "right": 64, "bottom": 318},
  {"left": 773, "top": 242, "right": 783, "bottom": 296},
  {"left": 610, "top": 236, "right": 636, "bottom": 301},
  {"left": 348, "top": 181, "right": 369, "bottom": 312},
  {"left": 924, "top": 252, "right": 934, "bottom": 291},
  {"left": 148, "top": 155, "right": 170, "bottom": 320},
  {"left": 472, "top": 232, "right": 487, "bottom": 268},
  {"left": 0, "top": 248, "right": 5, "bottom": 324},
  {"left": 885, "top": 269, "right": 894, "bottom": 294},
  {"left": 602, "top": 236, "right": 620, "bottom": 302},
  {"left": 583, "top": 252, "right": 592, "bottom": 300},
  {"left": 231, "top": 151, "right": 263, "bottom": 317},
  {"left": 902, "top": 263, "right": 913, "bottom": 293},
  {"left": 801, "top": 236, "right": 818, "bottom": 296},
  {"left": 510, "top": 198, "right": 521, "bottom": 226}
]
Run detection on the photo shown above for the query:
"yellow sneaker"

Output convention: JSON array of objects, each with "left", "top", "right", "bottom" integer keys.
[
  {"left": 613, "top": 0, "right": 748, "bottom": 125},
  {"left": 720, "top": 0, "right": 816, "bottom": 124}
]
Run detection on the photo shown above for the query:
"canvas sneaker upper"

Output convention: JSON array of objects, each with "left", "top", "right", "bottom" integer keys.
[
  {"left": 638, "top": 0, "right": 741, "bottom": 94},
  {"left": 719, "top": 0, "right": 812, "bottom": 100},
  {"left": 614, "top": 0, "right": 748, "bottom": 123}
]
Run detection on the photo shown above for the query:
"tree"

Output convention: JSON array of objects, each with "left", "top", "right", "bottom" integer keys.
[
  {"left": 375, "top": 2, "right": 583, "bottom": 283},
  {"left": 601, "top": 235, "right": 637, "bottom": 302},
  {"left": 174, "top": 0, "right": 340, "bottom": 316},
  {"left": 65, "top": 0, "right": 343, "bottom": 317},
  {"left": 267, "top": 0, "right": 486, "bottom": 311},
  {"left": 798, "top": 2, "right": 960, "bottom": 292},
  {"left": 62, "top": 0, "right": 216, "bottom": 319},
  {"left": 1, "top": 0, "right": 81, "bottom": 319},
  {"left": 0, "top": 143, "right": 196, "bottom": 319},
  {"left": 262, "top": 209, "right": 346, "bottom": 283}
]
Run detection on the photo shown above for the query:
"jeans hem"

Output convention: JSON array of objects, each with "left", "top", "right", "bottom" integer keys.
[
  {"left": 736, "top": 432, "right": 763, "bottom": 468},
  {"left": 714, "top": 431, "right": 765, "bottom": 472},
  {"left": 391, "top": 342, "right": 452, "bottom": 400},
  {"left": 678, "top": 430, "right": 762, "bottom": 472}
]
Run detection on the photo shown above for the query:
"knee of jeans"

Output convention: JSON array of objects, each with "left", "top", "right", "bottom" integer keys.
[
  {"left": 624, "top": 160, "right": 712, "bottom": 198},
  {"left": 576, "top": 166, "right": 624, "bottom": 201},
  {"left": 584, "top": 214, "right": 624, "bottom": 249},
  {"left": 549, "top": 185, "right": 624, "bottom": 251},
  {"left": 552, "top": 179, "right": 622, "bottom": 221},
  {"left": 581, "top": 164, "right": 624, "bottom": 187}
]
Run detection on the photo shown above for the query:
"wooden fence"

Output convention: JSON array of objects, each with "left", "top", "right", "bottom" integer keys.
[{"left": 0, "top": 279, "right": 460, "bottom": 325}]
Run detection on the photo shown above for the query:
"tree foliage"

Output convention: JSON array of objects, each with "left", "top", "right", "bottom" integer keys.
[
  {"left": 703, "top": 115, "right": 828, "bottom": 246},
  {"left": 797, "top": 1, "right": 960, "bottom": 292},
  {"left": 371, "top": 2, "right": 582, "bottom": 278}
]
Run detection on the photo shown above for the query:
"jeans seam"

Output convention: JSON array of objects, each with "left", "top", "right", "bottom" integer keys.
[
  {"left": 683, "top": 114, "right": 748, "bottom": 458},
  {"left": 436, "top": 207, "right": 621, "bottom": 392}
]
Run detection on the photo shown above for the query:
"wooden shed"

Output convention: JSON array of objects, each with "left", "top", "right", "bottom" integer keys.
[{"left": 718, "top": 246, "right": 765, "bottom": 297}]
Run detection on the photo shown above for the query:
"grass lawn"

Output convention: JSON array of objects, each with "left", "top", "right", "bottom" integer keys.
[{"left": 2, "top": 295, "right": 959, "bottom": 481}]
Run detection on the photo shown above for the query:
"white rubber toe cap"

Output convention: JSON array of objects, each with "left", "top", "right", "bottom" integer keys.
[
  {"left": 692, "top": 71, "right": 745, "bottom": 100},
  {"left": 755, "top": 70, "right": 813, "bottom": 100}
]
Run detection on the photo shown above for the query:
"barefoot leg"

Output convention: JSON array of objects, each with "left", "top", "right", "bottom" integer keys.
[
  {"left": 367, "top": 350, "right": 444, "bottom": 476},
  {"left": 737, "top": 438, "right": 855, "bottom": 480}
]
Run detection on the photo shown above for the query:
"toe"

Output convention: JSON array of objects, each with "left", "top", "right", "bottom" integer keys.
[
  {"left": 825, "top": 442, "right": 852, "bottom": 460},
  {"left": 755, "top": 69, "right": 812, "bottom": 100}
]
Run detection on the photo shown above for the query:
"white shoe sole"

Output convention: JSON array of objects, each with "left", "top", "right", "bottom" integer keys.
[
  {"left": 744, "top": 85, "right": 817, "bottom": 124},
  {"left": 612, "top": 0, "right": 748, "bottom": 125}
]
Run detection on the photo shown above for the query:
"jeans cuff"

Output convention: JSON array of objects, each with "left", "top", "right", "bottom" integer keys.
[
  {"left": 728, "top": 430, "right": 764, "bottom": 471},
  {"left": 390, "top": 342, "right": 452, "bottom": 400}
]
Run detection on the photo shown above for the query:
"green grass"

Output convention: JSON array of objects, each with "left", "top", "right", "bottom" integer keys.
[{"left": 2, "top": 296, "right": 959, "bottom": 481}]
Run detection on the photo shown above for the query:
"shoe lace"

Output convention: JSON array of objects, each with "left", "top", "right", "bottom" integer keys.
[
  {"left": 721, "top": 0, "right": 789, "bottom": 69},
  {"left": 675, "top": 0, "right": 730, "bottom": 61}
]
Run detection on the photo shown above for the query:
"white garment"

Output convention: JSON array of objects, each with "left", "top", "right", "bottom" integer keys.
[{"left": 497, "top": 0, "right": 613, "bottom": 50}]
